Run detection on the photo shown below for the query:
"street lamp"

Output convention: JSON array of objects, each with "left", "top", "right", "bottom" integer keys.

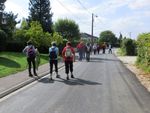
[{"left": 91, "top": 13, "right": 98, "bottom": 45}]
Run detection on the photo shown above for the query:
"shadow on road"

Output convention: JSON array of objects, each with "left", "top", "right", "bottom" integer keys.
[
  {"left": 38, "top": 77, "right": 102, "bottom": 86},
  {"left": 90, "top": 57, "right": 119, "bottom": 62},
  {"left": 38, "top": 77, "right": 54, "bottom": 83}
]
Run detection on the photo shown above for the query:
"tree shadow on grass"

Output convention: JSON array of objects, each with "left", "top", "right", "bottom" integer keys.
[{"left": 0, "top": 57, "right": 21, "bottom": 68}]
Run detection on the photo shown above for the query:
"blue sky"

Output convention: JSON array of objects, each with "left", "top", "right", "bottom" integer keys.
[{"left": 4, "top": 0, "right": 150, "bottom": 39}]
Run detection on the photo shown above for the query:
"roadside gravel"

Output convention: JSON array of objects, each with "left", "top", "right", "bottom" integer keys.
[{"left": 117, "top": 56, "right": 150, "bottom": 92}]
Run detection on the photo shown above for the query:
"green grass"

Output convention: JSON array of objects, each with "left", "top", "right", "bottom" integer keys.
[
  {"left": 116, "top": 48, "right": 126, "bottom": 56},
  {"left": 0, "top": 52, "right": 49, "bottom": 78}
]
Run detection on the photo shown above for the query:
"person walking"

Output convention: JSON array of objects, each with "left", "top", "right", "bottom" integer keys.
[
  {"left": 93, "top": 43, "right": 97, "bottom": 55},
  {"left": 102, "top": 42, "right": 106, "bottom": 54},
  {"left": 76, "top": 41, "right": 84, "bottom": 61},
  {"left": 62, "top": 41, "right": 75, "bottom": 80},
  {"left": 49, "top": 42, "right": 60, "bottom": 80},
  {"left": 23, "top": 40, "right": 37, "bottom": 77},
  {"left": 85, "top": 43, "right": 92, "bottom": 62},
  {"left": 108, "top": 43, "right": 112, "bottom": 54}
]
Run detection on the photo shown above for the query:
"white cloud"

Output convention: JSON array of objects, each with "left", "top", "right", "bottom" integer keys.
[
  {"left": 129, "top": 0, "right": 150, "bottom": 9},
  {"left": 91, "top": 0, "right": 130, "bottom": 16},
  {"left": 5, "top": 1, "right": 29, "bottom": 20}
]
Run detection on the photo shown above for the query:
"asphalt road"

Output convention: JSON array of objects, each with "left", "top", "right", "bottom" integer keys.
[{"left": 0, "top": 53, "right": 150, "bottom": 113}]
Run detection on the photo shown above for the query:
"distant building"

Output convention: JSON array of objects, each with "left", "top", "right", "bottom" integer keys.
[{"left": 80, "top": 33, "right": 99, "bottom": 43}]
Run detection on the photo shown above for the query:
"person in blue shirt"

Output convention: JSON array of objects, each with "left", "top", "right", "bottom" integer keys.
[{"left": 49, "top": 42, "right": 60, "bottom": 80}]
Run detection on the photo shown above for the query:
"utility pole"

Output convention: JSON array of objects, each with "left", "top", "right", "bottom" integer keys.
[
  {"left": 91, "top": 13, "right": 98, "bottom": 45},
  {"left": 129, "top": 32, "right": 132, "bottom": 38},
  {"left": 91, "top": 13, "right": 94, "bottom": 45}
]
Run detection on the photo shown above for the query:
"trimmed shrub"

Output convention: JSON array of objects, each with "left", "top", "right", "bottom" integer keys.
[{"left": 121, "top": 38, "right": 137, "bottom": 56}]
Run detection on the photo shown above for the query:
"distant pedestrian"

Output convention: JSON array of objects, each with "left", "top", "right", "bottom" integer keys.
[
  {"left": 85, "top": 43, "right": 92, "bottom": 62},
  {"left": 102, "top": 42, "right": 106, "bottom": 54},
  {"left": 49, "top": 42, "right": 60, "bottom": 80},
  {"left": 76, "top": 41, "right": 84, "bottom": 61},
  {"left": 62, "top": 41, "right": 75, "bottom": 80},
  {"left": 23, "top": 40, "right": 37, "bottom": 77},
  {"left": 108, "top": 44, "right": 112, "bottom": 54},
  {"left": 93, "top": 43, "right": 97, "bottom": 55},
  {"left": 97, "top": 44, "right": 100, "bottom": 54}
]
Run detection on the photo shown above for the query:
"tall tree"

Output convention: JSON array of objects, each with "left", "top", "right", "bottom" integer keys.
[
  {"left": 28, "top": 0, "right": 53, "bottom": 33},
  {"left": 0, "top": 0, "right": 6, "bottom": 29},
  {"left": 3, "top": 12, "right": 18, "bottom": 38},
  {"left": 54, "top": 18, "right": 80, "bottom": 42},
  {"left": 99, "top": 30, "right": 117, "bottom": 45}
]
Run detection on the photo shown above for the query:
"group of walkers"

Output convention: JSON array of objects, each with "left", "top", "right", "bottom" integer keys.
[
  {"left": 23, "top": 40, "right": 112, "bottom": 81},
  {"left": 76, "top": 41, "right": 113, "bottom": 61},
  {"left": 23, "top": 41, "right": 75, "bottom": 81}
]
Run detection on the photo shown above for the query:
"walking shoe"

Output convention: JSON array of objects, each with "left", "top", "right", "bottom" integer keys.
[
  {"left": 66, "top": 76, "right": 69, "bottom": 80},
  {"left": 71, "top": 74, "right": 74, "bottom": 78},
  {"left": 34, "top": 73, "right": 38, "bottom": 76},
  {"left": 49, "top": 77, "right": 53, "bottom": 81},
  {"left": 56, "top": 75, "right": 60, "bottom": 78},
  {"left": 29, "top": 74, "right": 33, "bottom": 77}
]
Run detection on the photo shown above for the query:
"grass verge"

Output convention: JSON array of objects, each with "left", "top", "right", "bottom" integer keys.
[{"left": 0, "top": 52, "right": 49, "bottom": 78}]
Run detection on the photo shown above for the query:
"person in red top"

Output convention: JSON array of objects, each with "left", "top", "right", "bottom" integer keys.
[{"left": 62, "top": 41, "right": 75, "bottom": 80}]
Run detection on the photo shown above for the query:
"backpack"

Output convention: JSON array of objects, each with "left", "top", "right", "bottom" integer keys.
[
  {"left": 28, "top": 46, "right": 35, "bottom": 58},
  {"left": 86, "top": 46, "right": 90, "bottom": 52},
  {"left": 49, "top": 47, "right": 57, "bottom": 60},
  {"left": 65, "top": 47, "right": 72, "bottom": 58}
]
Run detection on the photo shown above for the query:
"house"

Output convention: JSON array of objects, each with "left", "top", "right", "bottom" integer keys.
[{"left": 80, "top": 33, "right": 99, "bottom": 43}]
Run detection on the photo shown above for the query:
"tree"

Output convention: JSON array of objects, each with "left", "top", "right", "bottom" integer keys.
[
  {"left": 99, "top": 30, "right": 117, "bottom": 45},
  {"left": 0, "top": 29, "right": 7, "bottom": 51},
  {"left": 50, "top": 32, "right": 63, "bottom": 45},
  {"left": 118, "top": 32, "right": 123, "bottom": 46},
  {"left": 25, "top": 21, "right": 51, "bottom": 47},
  {"left": 54, "top": 18, "right": 80, "bottom": 42},
  {"left": 20, "top": 18, "right": 29, "bottom": 30},
  {"left": 0, "top": 0, "right": 6, "bottom": 29},
  {"left": 3, "top": 12, "right": 18, "bottom": 38},
  {"left": 121, "top": 38, "right": 137, "bottom": 56},
  {"left": 28, "top": 0, "right": 53, "bottom": 33}
]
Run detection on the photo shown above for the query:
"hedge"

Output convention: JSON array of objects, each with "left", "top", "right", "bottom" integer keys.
[
  {"left": 136, "top": 33, "right": 150, "bottom": 72},
  {"left": 0, "top": 30, "right": 7, "bottom": 51}
]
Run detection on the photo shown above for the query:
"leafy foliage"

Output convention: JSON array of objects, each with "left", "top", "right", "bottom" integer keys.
[
  {"left": 26, "top": 21, "right": 51, "bottom": 47},
  {"left": 50, "top": 32, "right": 63, "bottom": 45},
  {"left": 99, "top": 30, "right": 117, "bottom": 46},
  {"left": 54, "top": 18, "right": 80, "bottom": 42},
  {"left": 136, "top": 33, "right": 150, "bottom": 72},
  {"left": 1, "top": 12, "right": 18, "bottom": 39},
  {"left": 0, "top": 0, "right": 6, "bottom": 27},
  {"left": 0, "top": 30, "right": 7, "bottom": 51},
  {"left": 121, "top": 38, "right": 137, "bottom": 56}
]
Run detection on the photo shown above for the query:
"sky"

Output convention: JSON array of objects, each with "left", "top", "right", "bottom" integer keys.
[{"left": 4, "top": 0, "right": 150, "bottom": 39}]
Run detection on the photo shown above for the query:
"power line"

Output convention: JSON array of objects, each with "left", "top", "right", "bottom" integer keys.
[
  {"left": 74, "top": 0, "right": 102, "bottom": 23},
  {"left": 75, "top": 0, "right": 91, "bottom": 16},
  {"left": 55, "top": 0, "right": 90, "bottom": 26}
]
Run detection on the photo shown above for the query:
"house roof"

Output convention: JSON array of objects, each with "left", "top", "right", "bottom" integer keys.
[{"left": 80, "top": 33, "right": 98, "bottom": 39}]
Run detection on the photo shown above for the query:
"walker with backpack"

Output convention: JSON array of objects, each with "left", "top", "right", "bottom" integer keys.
[{"left": 65, "top": 47, "right": 73, "bottom": 59}]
